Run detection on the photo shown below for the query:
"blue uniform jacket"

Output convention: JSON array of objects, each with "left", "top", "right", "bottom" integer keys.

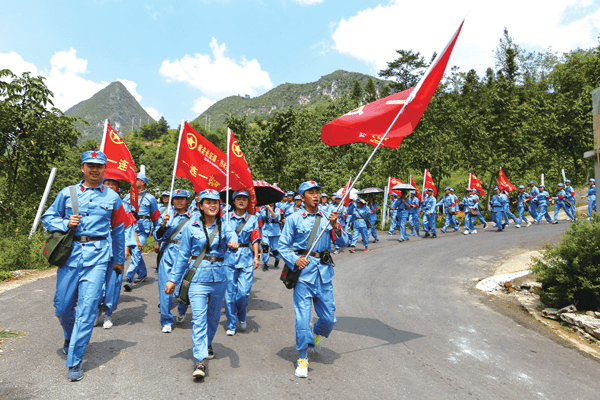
[
  {"left": 42, "top": 183, "right": 126, "bottom": 266},
  {"left": 348, "top": 206, "right": 370, "bottom": 228},
  {"left": 278, "top": 208, "right": 348, "bottom": 285},
  {"left": 422, "top": 195, "right": 436, "bottom": 214},
  {"left": 124, "top": 190, "right": 160, "bottom": 235},
  {"left": 259, "top": 206, "right": 282, "bottom": 237},
  {"left": 367, "top": 203, "right": 378, "bottom": 223},
  {"left": 535, "top": 190, "right": 550, "bottom": 207},
  {"left": 587, "top": 185, "right": 596, "bottom": 199},
  {"left": 224, "top": 211, "right": 261, "bottom": 268},
  {"left": 154, "top": 210, "right": 193, "bottom": 267},
  {"left": 517, "top": 192, "right": 531, "bottom": 209},
  {"left": 491, "top": 194, "right": 508, "bottom": 211},
  {"left": 409, "top": 197, "right": 421, "bottom": 214},
  {"left": 170, "top": 215, "right": 238, "bottom": 285}
]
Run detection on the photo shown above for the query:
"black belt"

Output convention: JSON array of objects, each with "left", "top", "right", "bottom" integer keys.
[
  {"left": 296, "top": 250, "right": 324, "bottom": 258},
  {"left": 138, "top": 215, "right": 151, "bottom": 220},
  {"left": 190, "top": 256, "right": 224, "bottom": 262},
  {"left": 74, "top": 236, "right": 106, "bottom": 243},
  {"left": 238, "top": 243, "right": 250, "bottom": 248}
]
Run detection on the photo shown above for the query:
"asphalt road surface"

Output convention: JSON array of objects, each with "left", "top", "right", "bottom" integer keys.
[{"left": 1, "top": 222, "right": 599, "bottom": 399}]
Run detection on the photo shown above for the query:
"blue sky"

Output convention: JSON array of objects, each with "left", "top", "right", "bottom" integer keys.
[{"left": 2, "top": 0, "right": 599, "bottom": 129}]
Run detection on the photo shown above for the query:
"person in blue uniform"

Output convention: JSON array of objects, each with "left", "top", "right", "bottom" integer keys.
[
  {"left": 286, "top": 195, "right": 304, "bottom": 218},
  {"left": 528, "top": 181, "right": 540, "bottom": 221},
  {"left": 259, "top": 202, "right": 283, "bottom": 271},
  {"left": 421, "top": 188, "right": 437, "bottom": 238},
  {"left": 388, "top": 193, "right": 400, "bottom": 235},
  {"left": 513, "top": 185, "right": 532, "bottom": 227},
  {"left": 330, "top": 195, "right": 347, "bottom": 254},
  {"left": 438, "top": 187, "right": 459, "bottom": 234},
  {"left": 408, "top": 191, "right": 421, "bottom": 236},
  {"left": 224, "top": 190, "right": 261, "bottom": 336},
  {"left": 95, "top": 177, "right": 139, "bottom": 330},
  {"left": 348, "top": 198, "right": 370, "bottom": 252},
  {"left": 154, "top": 189, "right": 193, "bottom": 332},
  {"left": 319, "top": 193, "right": 332, "bottom": 214},
  {"left": 42, "top": 150, "right": 127, "bottom": 381},
  {"left": 463, "top": 188, "right": 478, "bottom": 235},
  {"left": 366, "top": 195, "right": 379, "bottom": 243},
  {"left": 159, "top": 190, "right": 170, "bottom": 214},
  {"left": 581, "top": 178, "right": 596, "bottom": 218},
  {"left": 470, "top": 189, "right": 488, "bottom": 229},
  {"left": 491, "top": 187, "right": 508, "bottom": 232},
  {"left": 277, "top": 180, "right": 348, "bottom": 378},
  {"left": 552, "top": 183, "right": 574, "bottom": 223},
  {"left": 502, "top": 190, "right": 520, "bottom": 228},
  {"left": 123, "top": 173, "right": 160, "bottom": 291},
  {"left": 165, "top": 189, "right": 238, "bottom": 379},
  {"left": 534, "top": 184, "right": 554, "bottom": 224},
  {"left": 395, "top": 190, "right": 411, "bottom": 242},
  {"left": 564, "top": 179, "right": 576, "bottom": 218}
]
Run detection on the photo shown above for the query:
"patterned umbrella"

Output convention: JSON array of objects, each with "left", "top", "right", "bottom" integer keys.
[
  {"left": 358, "top": 187, "right": 385, "bottom": 195},
  {"left": 391, "top": 183, "right": 416, "bottom": 191},
  {"left": 219, "top": 180, "right": 284, "bottom": 207}
]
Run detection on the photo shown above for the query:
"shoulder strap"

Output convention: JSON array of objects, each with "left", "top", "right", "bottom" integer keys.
[
  {"left": 167, "top": 216, "right": 190, "bottom": 244},
  {"left": 306, "top": 214, "right": 322, "bottom": 251},
  {"left": 69, "top": 186, "right": 79, "bottom": 216},
  {"left": 191, "top": 227, "right": 219, "bottom": 270},
  {"left": 139, "top": 193, "right": 147, "bottom": 207},
  {"left": 236, "top": 218, "right": 248, "bottom": 235}
]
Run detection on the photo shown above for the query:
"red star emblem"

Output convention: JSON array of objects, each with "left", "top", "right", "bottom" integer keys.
[
  {"left": 91, "top": 151, "right": 98, "bottom": 158},
  {"left": 176, "top": 190, "right": 180, "bottom": 193},
  {"left": 310, "top": 181, "right": 316, "bottom": 184}
]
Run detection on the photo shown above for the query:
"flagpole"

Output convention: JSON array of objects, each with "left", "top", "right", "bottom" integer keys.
[
  {"left": 99, "top": 119, "right": 108, "bottom": 152},
  {"left": 29, "top": 167, "right": 57, "bottom": 239},
  {"left": 562, "top": 169, "right": 566, "bottom": 184},
  {"left": 167, "top": 121, "right": 185, "bottom": 215},
  {"left": 226, "top": 128, "right": 231, "bottom": 225},
  {"left": 422, "top": 169, "right": 427, "bottom": 194},
  {"left": 469, "top": 173, "right": 472, "bottom": 189},
  {"left": 382, "top": 177, "right": 389, "bottom": 231}
]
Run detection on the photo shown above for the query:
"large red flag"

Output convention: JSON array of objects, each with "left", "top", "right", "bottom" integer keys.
[
  {"left": 469, "top": 173, "right": 486, "bottom": 197},
  {"left": 228, "top": 129, "right": 257, "bottom": 214},
  {"left": 410, "top": 175, "right": 423, "bottom": 202},
  {"left": 424, "top": 169, "right": 437, "bottom": 197},
  {"left": 176, "top": 122, "right": 228, "bottom": 192},
  {"left": 340, "top": 177, "right": 352, "bottom": 207},
  {"left": 103, "top": 123, "right": 139, "bottom": 211},
  {"left": 498, "top": 168, "right": 516, "bottom": 192},
  {"left": 321, "top": 20, "right": 464, "bottom": 149},
  {"left": 389, "top": 176, "right": 405, "bottom": 197}
]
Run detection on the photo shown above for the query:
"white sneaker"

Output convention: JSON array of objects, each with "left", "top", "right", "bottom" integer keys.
[
  {"left": 103, "top": 315, "right": 113, "bottom": 329},
  {"left": 463, "top": 230, "right": 470, "bottom": 235},
  {"left": 175, "top": 313, "right": 186, "bottom": 323},
  {"left": 471, "top": 229, "right": 477, "bottom": 234},
  {"left": 226, "top": 329, "right": 236, "bottom": 336},
  {"left": 526, "top": 222, "right": 531, "bottom": 227},
  {"left": 295, "top": 358, "right": 308, "bottom": 378},
  {"left": 239, "top": 320, "right": 247, "bottom": 330},
  {"left": 515, "top": 224, "right": 520, "bottom": 228},
  {"left": 162, "top": 325, "right": 172, "bottom": 333},
  {"left": 94, "top": 309, "right": 103, "bottom": 327}
]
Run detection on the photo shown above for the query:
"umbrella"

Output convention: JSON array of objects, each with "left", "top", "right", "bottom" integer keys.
[
  {"left": 391, "top": 183, "right": 416, "bottom": 191},
  {"left": 358, "top": 187, "right": 384, "bottom": 195},
  {"left": 219, "top": 180, "right": 284, "bottom": 207},
  {"left": 334, "top": 187, "right": 359, "bottom": 201}
]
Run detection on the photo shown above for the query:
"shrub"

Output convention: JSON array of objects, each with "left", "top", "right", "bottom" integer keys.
[
  {"left": 530, "top": 214, "right": 600, "bottom": 309},
  {"left": 0, "top": 229, "right": 49, "bottom": 281}
]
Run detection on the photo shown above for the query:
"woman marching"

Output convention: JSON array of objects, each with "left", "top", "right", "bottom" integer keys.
[
  {"left": 165, "top": 189, "right": 238, "bottom": 379},
  {"left": 224, "top": 190, "right": 261, "bottom": 336}
]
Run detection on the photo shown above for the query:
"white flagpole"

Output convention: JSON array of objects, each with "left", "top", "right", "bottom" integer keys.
[
  {"left": 100, "top": 119, "right": 108, "bottom": 152},
  {"left": 382, "top": 177, "right": 389, "bottom": 231},
  {"left": 29, "top": 167, "right": 57, "bottom": 239},
  {"left": 541, "top": 173, "right": 545, "bottom": 187},
  {"left": 167, "top": 121, "right": 185, "bottom": 215},
  {"left": 469, "top": 173, "right": 472, "bottom": 189},
  {"left": 226, "top": 128, "right": 231, "bottom": 225},
  {"left": 422, "top": 169, "right": 427, "bottom": 193},
  {"left": 562, "top": 169, "right": 567, "bottom": 183}
]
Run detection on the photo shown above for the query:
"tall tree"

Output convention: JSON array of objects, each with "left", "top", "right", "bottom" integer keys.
[
  {"left": 378, "top": 50, "right": 429, "bottom": 91},
  {"left": 351, "top": 80, "right": 363, "bottom": 102},
  {"left": 364, "top": 77, "right": 378, "bottom": 103}
]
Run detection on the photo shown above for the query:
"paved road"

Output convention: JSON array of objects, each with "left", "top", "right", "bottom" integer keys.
[{"left": 1, "top": 222, "right": 599, "bottom": 399}]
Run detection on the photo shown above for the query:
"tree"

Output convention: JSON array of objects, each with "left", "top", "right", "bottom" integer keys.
[
  {"left": 364, "top": 77, "right": 378, "bottom": 103},
  {"left": 380, "top": 85, "right": 392, "bottom": 98},
  {"left": 378, "top": 50, "right": 429, "bottom": 91},
  {"left": 0, "top": 69, "right": 81, "bottom": 221},
  {"left": 351, "top": 80, "right": 363, "bottom": 102}
]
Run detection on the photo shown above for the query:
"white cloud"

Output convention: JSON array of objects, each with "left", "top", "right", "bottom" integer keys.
[
  {"left": 117, "top": 78, "right": 142, "bottom": 102},
  {"left": 159, "top": 37, "right": 273, "bottom": 114},
  {"left": 293, "top": 0, "right": 324, "bottom": 5},
  {"left": 143, "top": 106, "right": 161, "bottom": 121},
  {"left": 332, "top": 0, "right": 600, "bottom": 77},
  {"left": 193, "top": 97, "right": 217, "bottom": 115},
  {"left": 0, "top": 51, "right": 38, "bottom": 76}
]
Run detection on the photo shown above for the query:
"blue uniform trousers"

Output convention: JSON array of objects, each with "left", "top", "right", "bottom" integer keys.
[
  {"left": 464, "top": 213, "right": 475, "bottom": 230},
  {"left": 225, "top": 265, "right": 254, "bottom": 330},
  {"left": 475, "top": 210, "right": 486, "bottom": 225},
  {"left": 504, "top": 209, "right": 518, "bottom": 224},
  {"left": 536, "top": 205, "right": 553, "bottom": 223},
  {"left": 158, "top": 260, "right": 187, "bottom": 327},
  {"left": 293, "top": 275, "right": 336, "bottom": 358},
  {"left": 54, "top": 260, "right": 107, "bottom": 367},
  {"left": 125, "top": 232, "right": 148, "bottom": 281},
  {"left": 424, "top": 214, "right": 436, "bottom": 235},
  {"left": 189, "top": 281, "right": 227, "bottom": 363},
  {"left": 492, "top": 210, "right": 504, "bottom": 230},
  {"left": 396, "top": 211, "right": 409, "bottom": 240},
  {"left": 529, "top": 203, "right": 539, "bottom": 220},
  {"left": 102, "top": 261, "right": 123, "bottom": 316},
  {"left": 443, "top": 212, "right": 458, "bottom": 230},
  {"left": 351, "top": 226, "right": 369, "bottom": 247},
  {"left": 554, "top": 203, "right": 573, "bottom": 221},
  {"left": 388, "top": 211, "right": 399, "bottom": 234},
  {"left": 368, "top": 224, "right": 378, "bottom": 241},
  {"left": 408, "top": 213, "right": 419, "bottom": 235},
  {"left": 516, "top": 206, "right": 529, "bottom": 225},
  {"left": 588, "top": 197, "right": 596, "bottom": 216},
  {"left": 262, "top": 236, "right": 280, "bottom": 265}
]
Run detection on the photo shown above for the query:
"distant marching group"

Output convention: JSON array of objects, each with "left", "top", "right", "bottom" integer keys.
[{"left": 41, "top": 149, "right": 597, "bottom": 382}]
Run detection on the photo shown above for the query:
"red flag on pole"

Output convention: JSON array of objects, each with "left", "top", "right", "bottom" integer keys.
[
  {"left": 341, "top": 176, "right": 353, "bottom": 207},
  {"left": 389, "top": 176, "right": 405, "bottom": 196},
  {"left": 424, "top": 169, "right": 437, "bottom": 197},
  {"left": 103, "top": 123, "right": 139, "bottom": 211},
  {"left": 498, "top": 168, "right": 516, "bottom": 192},
  {"left": 228, "top": 129, "right": 257, "bottom": 214},
  {"left": 410, "top": 175, "right": 423, "bottom": 202},
  {"left": 321, "top": 20, "right": 464, "bottom": 149},
  {"left": 176, "top": 122, "right": 228, "bottom": 192},
  {"left": 470, "top": 173, "right": 486, "bottom": 197}
]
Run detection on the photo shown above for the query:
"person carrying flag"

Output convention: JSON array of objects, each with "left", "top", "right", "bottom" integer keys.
[
  {"left": 552, "top": 183, "right": 574, "bottom": 223},
  {"left": 123, "top": 173, "right": 160, "bottom": 291},
  {"left": 42, "top": 150, "right": 127, "bottom": 381},
  {"left": 277, "top": 180, "right": 348, "bottom": 378}
]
